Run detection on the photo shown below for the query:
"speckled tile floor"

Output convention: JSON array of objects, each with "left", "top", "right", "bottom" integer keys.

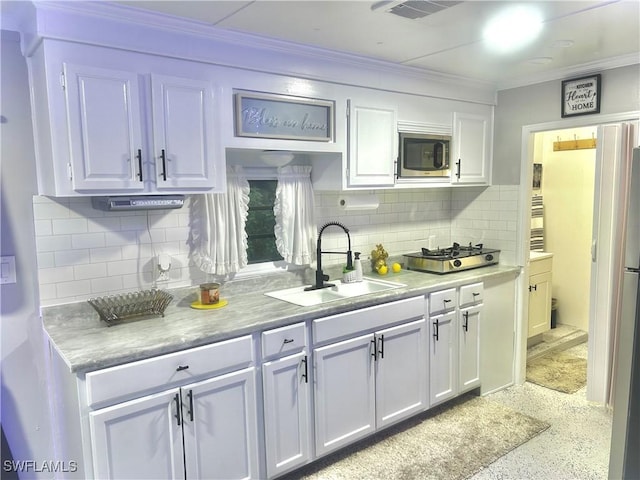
[{"left": 470, "top": 342, "right": 613, "bottom": 480}]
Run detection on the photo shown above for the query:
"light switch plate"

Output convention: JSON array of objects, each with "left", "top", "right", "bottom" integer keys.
[{"left": 0, "top": 256, "right": 16, "bottom": 284}]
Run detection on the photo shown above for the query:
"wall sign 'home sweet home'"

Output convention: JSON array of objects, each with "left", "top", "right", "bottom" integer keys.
[{"left": 561, "top": 74, "right": 601, "bottom": 118}]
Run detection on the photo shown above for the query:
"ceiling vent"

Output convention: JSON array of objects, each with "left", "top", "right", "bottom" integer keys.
[{"left": 372, "top": 0, "right": 463, "bottom": 20}]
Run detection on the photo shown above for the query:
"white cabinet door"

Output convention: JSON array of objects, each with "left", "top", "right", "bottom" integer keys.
[
  {"left": 89, "top": 388, "right": 185, "bottom": 480},
  {"left": 314, "top": 334, "right": 376, "bottom": 457},
  {"left": 528, "top": 270, "right": 553, "bottom": 337},
  {"left": 182, "top": 367, "right": 259, "bottom": 480},
  {"left": 64, "top": 63, "right": 145, "bottom": 192},
  {"left": 262, "top": 352, "right": 311, "bottom": 479},
  {"left": 375, "top": 319, "right": 428, "bottom": 429},
  {"left": 429, "top": 310, "right": 457, "bottom": 406},
  {"left": 347, "top": 100, "right": 397, "bottom": 187},
  {"left": 459, "top": 304, "right": 482, "bottom": 393},
  {"left": 452, "top": 112, "right": 490, "bottom": 185},
  {"left": 151, "top": 74, "right": 220, "bottom": 191}
]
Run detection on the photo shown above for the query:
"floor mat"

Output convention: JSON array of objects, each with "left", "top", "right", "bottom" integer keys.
[
  {"left": 526, "top": 350, "right": 587, "bottom": 394},
  {"left": 285, "top": 394, "right": 550, "bottom": 480}
]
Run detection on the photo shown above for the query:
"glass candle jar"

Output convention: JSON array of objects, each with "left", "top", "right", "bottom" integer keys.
[{"left": 199, "top": 283, "right": 220, "bottom": 305}]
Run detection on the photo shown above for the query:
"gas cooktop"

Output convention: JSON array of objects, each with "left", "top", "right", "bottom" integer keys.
[{"left": 404, "top": 242, "right": 500, "bottom": 274}]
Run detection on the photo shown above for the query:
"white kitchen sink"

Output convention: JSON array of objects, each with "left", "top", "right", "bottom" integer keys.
[{"left": 264, "top": 277, "right": 406, "bottom": 307}]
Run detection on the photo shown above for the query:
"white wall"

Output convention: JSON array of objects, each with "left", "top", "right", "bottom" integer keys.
[
  {"left": 494, "top": 64, "right": 640, "bottom": 185},
  {"left": 0, "top": 31, "right": 54, "bottom": 479}
]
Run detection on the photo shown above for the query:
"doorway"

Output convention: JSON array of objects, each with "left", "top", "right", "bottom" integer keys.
[
  {"left": 525, "top": 126, "right": 596, "bottom": 360},
  {"left": 515, "top": 113, "right": 638, "bottom": 404}
]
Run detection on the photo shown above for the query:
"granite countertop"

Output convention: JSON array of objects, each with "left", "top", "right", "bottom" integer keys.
[{"left": 42, "top": 265, "right": 520, "bottom": 374}]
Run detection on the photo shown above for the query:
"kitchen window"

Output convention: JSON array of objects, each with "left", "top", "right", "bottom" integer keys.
[{"left": 246, "top": 179, "right": 283, "bottom": 264}]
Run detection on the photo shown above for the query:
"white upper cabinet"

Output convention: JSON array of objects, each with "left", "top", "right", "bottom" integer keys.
[
  {"left": 28, "top": 42, "right": 225, "bottom": 196},
  {"left": 150, "top": 74, "right": 218, "bottom": 191},
  {"left": 346, "top": 99, "right": 397, "bottom": 188},
  {"left": 451, "top": 112, "right": 492, "bottom": 185},
  {"left": 64, "top": 64, "right": 145, "bottom": 192}
]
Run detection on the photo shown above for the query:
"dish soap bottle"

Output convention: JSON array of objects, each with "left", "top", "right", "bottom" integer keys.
[{"left": 354, "top": 252, "right": 363, "bottom": 282}]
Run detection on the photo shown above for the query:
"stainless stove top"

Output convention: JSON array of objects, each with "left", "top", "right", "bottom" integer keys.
[{"left": 404, "top": 242, "right": 500, "bottom": 274}]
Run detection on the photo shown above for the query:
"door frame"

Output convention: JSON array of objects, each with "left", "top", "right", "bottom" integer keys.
[{"left": 515, "top": 111, "right": 640, "bottom": 396}]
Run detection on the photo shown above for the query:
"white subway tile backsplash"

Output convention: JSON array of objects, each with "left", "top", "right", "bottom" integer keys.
[
  {"left": 56, "top": 279, "right": 92, "bottom": 298},
  {"left": 54, "top": 249, "right": 90, "bottom": 267},
  {"left": 52, "top": 218, "right": 88, "bottom": 235},
  {"left": 71, "top": 232, "right": 106, "bottom": 249},
  {"left": 74, "top": 263, "right": 107, "bottom": 280},
  {"left": 34, "top": 220, "right": 52, "bottom": 236},
  {"left": 39, "top": 266, "right": 75, "bottom": 285},
  {"left": 91, "top": 276, "right": 124, "bottom": 294},
  {"left": 107, "top": 259, "right": 140, "bottom": 276},
  {"left": 90, "top": 247, "right": 123, "bottom": 263},
  {"left": 36, "top": 235, "right": 72, "bottom": 252},
  {"left": 34, "top": 185, "right": 519, "bottom": 306}
]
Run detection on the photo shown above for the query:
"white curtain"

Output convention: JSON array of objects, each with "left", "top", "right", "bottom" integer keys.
[
  {"left": 274, "top": 165, "right": 316, "bottom": 265},
  {"left": 191, "top": 166, "right": 250, "bottom": 276}
]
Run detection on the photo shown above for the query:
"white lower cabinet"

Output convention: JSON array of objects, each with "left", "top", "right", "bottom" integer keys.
[
  {"left": 429, "top": 283, "right": 483, "bottom": 407},
  {"left": 312, "top": 297, "right": 427, "bottom": 457},
  {"left": 89, "top": 388, "right": 185, "bottom": 479},
  {"left": 262, "top": 351, "right": 312, "bottom": 478},
  {"left": 90, "top": 367, "right": 259, "bottom": 479}
]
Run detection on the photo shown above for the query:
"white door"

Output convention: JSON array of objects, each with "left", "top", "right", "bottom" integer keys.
[
  {"left": 314, "top": 334, "right": 376, "bottom": 456},
  {"left": 262, "top": 352, "right": 312, "bottom": 479},
  {"left": 151, "top": 74, "right": 219, "bottom": 190},
  {"left": 347, "top": 100, "right": 397, "bottom": 187},
  {"left": 182, "top": 368, "right": 259, "bottom": 480},
  {"left": 375, "top": 319, "right": 428, "bottom": 428},
  {"left": 64, "top": 63, "right": 145, "bottom": 192},
  {"left": 89, "top": 388, "right": 185, "bottom": 479},
  {"left": 452, "top": 112, "right": 490, "bottom": 184},
  {"left": 459, "top": 304, "right": 482, "bottom": 393},
  {"left": 429, "top": 310, "right": 457, "bottom": 406},
  {"left": 588, "top": 122, "right": 635, "bottom": 403}
]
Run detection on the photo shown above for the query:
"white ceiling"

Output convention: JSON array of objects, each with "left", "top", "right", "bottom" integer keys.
[{"left": 111, "top": 0, "right": 640, "bottom": 89}]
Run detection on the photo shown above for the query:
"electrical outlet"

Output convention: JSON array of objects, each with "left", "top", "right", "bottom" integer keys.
[{"left": 0, "top": 256, "right": 17, "bottom": 284}]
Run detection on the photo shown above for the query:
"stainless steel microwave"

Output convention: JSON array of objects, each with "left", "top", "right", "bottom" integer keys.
[{"left": 398, "top": 132, "right": 451, "bottom": 178}]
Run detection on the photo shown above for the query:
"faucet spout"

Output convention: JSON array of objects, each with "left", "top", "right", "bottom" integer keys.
[{"left": 305, "top": 221, "right": 353, "bottom": 291}]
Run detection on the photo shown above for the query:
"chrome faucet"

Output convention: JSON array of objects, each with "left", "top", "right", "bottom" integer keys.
[{"left": 305, "top": 221, "right": 353, "bottom": 291}]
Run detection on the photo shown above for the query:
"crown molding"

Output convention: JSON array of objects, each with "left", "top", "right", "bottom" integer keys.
[
  {"left": 496, "top": 53, "right": 640, "bottom": 91},
  {"left": 26, "top": 1, "right": 497, "bottom": 104}
]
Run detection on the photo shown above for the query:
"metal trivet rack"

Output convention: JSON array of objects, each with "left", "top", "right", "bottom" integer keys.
[{"left": 88, "top": 289, "right": 173, "bottom": 326}]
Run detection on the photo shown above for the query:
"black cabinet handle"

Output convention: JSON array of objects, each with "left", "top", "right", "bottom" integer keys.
[
  {"left": 283, "top": 338, "right": 294, "bottom": 344},
  {"left": 173, "top": 393, "right": 181, "bottom": 426},
  {"left": 472, "top": 292, "right": 480, "bottom": 297},
  {"left": 456, "top": 159, "right": 461, "bottom": 179},
  {"left": 529, "top": 285, "right": 537, "bottom": 292},
  {"left": 463, "top": 311, "right": 469, "bottom": 332},
  {"left": 371, "top": 337, "right": 378, "bottom": 361},
  {"left": 136, "top": 149, "right": 143, "bottom": 182},
  {"left": 186, "top": 390, "right": 194, "bottom": 422},
  {"left": 301, "top": 355, "right": 308, "bottom": 383},
  {"left": 433, "top": 319, "right": 440, "bottom": 341},
  {"left": 176, "top": 365, "right": 189, "bottom": 372},
  {"left": 378, "top": 334, "right": 384, "bottom": 359},
  {"left": 160, "top": 149, "right": 167, "bottom": 181}
]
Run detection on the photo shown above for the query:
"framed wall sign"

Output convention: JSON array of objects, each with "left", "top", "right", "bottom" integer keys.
[
  {"left": 561, "top": 74, "right": 601, "bottom": 118},
  {"left": 234, "top": 90, "right": 335, "bottom": 142}
]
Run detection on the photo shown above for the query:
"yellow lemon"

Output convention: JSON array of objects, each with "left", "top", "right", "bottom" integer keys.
[
  {"left": 378, "top": 265, "right": 388, "bottom": 275},
  {"left": 392, "top": 262, "right": 401, "bottom": 273}
]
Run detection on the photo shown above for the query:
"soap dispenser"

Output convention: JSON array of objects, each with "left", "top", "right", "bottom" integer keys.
[{"left": 354, "top": 252, "right": 363, "bottom": 282}]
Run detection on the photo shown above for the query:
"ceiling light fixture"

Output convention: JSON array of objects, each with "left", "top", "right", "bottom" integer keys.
[{"left": 483, "top": 6, "right": 543, "bottom": 53}]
